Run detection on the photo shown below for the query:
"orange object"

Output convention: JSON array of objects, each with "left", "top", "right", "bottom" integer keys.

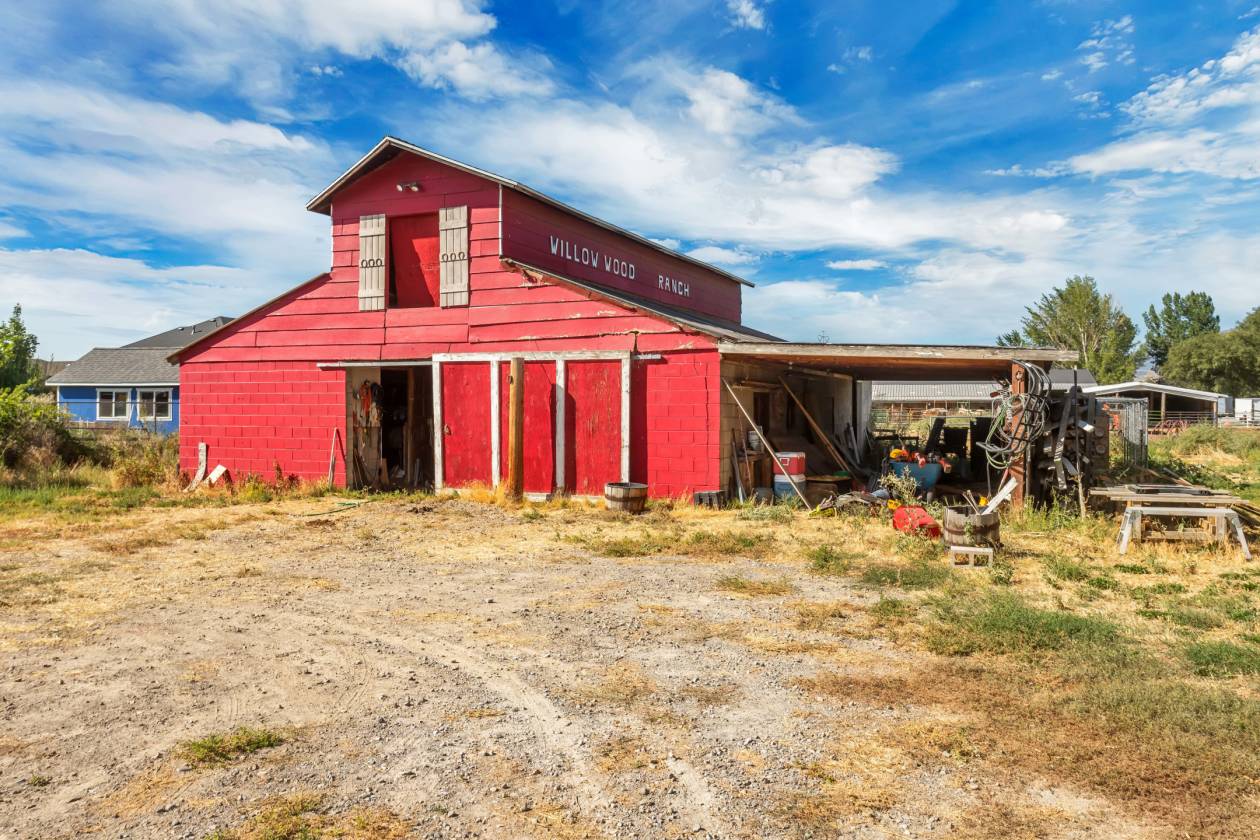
[{"left": 892, "top": 506, "right": 941, "bottom": 539}]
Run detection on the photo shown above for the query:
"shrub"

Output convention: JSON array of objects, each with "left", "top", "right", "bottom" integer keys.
[
  {"left": 180, "top": 726, "right": 285, "bottom": 765},
  {"left": 110, "top": 433, "right": 180, "bottom": 488},
  {"left": 0, "top": 386, "right": 79, "bottom": 470},
  {"left": 1043, "top": 554, "right": 1090, "bottom": 582}
]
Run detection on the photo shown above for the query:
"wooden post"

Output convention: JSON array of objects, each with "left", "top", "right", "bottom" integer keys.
[
  {"left": 506, "top": 357, "right": 525, "bottom": 501},
  {"left": 1160, "top": 391, "right": 1167, "bottom": 424},
  {"left": 1008, "top": 362, "right": 1027, "bottom": 509}
]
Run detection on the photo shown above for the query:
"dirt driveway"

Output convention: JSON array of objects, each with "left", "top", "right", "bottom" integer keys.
[{"left": 0, "top": 496, "right": 1167, "bottom": 838}]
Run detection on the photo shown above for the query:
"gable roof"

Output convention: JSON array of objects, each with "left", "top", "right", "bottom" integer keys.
[
  {"left": 305, "top": 136, "right": 753, "bottom": 289},
  {"left": 171, "top": 273, "right": 329, "bottom": 362},
  {"left": 124, "top": 316, "right": 234, "bottom": 348},
  {"left": 46, "top": 347, "right": 179, "bottom": 386},
  {"left": 1083, "top": 381, "right": 1226, "bottom": 401}
]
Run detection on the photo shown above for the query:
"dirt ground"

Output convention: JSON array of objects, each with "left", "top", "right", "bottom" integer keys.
[{"left": 0, "top": 495, "right": 1232, "bottom": 839}]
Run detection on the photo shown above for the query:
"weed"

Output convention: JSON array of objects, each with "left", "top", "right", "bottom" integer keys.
[
  {"left": 1086, "top": 574, "right": 1119, "bottom": 591},
  {"left": 686, "top": 529, "right": 774, "bottom": 559},
  {"left": 869, "top": 596, "right": 913, "bottom": 625},
  {"left": 806, "top": 544, "right": 854, "bottom": 576},
  {"left": 577, "top": 663, "right": 656, "bottom": 707},
  {"left": 1184, "top": 641, "right": 1260, "bottom": 677},
  {"left": 716, "top": 575, "right": 794, "bottom": 596},
  {"left": 927, "top": 591, "right": 1120, "bottom": 656},
  {"left": 26, "top": 774, "right": 50, "bottom": 788},
  {"left": 893, "top": 533, "right": 943, "bottom": 565},
  {"left": 860, "top": 561, "right": 950, "bottom": 590},
  {"left": 1042, "top": 554, "right": 1090, "bottom": 582},
  {"left": 520, "top": 508, "right": 543, "bottom": 522},
  {"left": 179, "top": 727, "right": 285, "bottom": 765},
  {"left": 736, "top": 504, "right": 793, "bottom": 523},
  {"left": 234, "top": 566, "right": 262, "bottom": 578},
  {"left": 988, "top": 557, "right": 1014, "bottom": 586},
  {"left": 208, "top": 792, "right": 413, "bottom": 840},
  {"left": 1115, "top": 563, "right": 1150, "bottom": 574}
]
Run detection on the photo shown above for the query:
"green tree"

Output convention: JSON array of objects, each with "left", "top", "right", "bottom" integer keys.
[
  {"left": 1163, "top": 307, "right": 1260, "bottom": 395},
  {"left": 996, "top": 276, "right": 1138, "bottom": 384},
  {"left": 1141, "top": 291, "right": 1219, "bottom": 370},
  {"left": 0, "top": 304, "right": 39, "bottom": 390}
]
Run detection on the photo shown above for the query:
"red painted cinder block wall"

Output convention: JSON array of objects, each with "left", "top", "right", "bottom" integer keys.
[
  {"left": 178, "top": 360, "right": 346, "bottom": 483},
  {"left": 631, "top": 349, "right": 721, "bottom": 498}
]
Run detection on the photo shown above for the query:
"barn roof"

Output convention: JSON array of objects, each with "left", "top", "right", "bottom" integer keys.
[
  {"left": 46, "top": 347, "right": 179, "bottom": 386},
  {"left": 305, "top": 136, "right": 754, "bottom": 289},
  {"left": 1083, "top": 381, "right": 1226, "bottom": 401}
]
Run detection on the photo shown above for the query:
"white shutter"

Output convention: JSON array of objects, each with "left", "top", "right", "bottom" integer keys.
[
  {"left": 358, "top": 213, "right": 386, "bottom": 311},
  {"left": 439, "top": 205, "right": 470, "bottom": 308}
]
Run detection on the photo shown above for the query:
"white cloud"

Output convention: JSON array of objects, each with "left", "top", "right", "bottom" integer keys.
[
  {"left": 1077, "top": 15, "right": 1135, "bottom": 72},
  {"left": 687, "top": 245, "right": 759, "bottom": 267},
  {"left": 825, "top": 259, "right": 886, "bottom": 270},
  {"left": 1070, "top": 29, "right": 1260, "bottom": 179},
  {"left": 726, "top": 0, "right": 766, "bottom": 30},
  {"left": 95, "top": 0, "right": 545, "bottom": 102},
  {"left": 650, "top": 237, "right": 681, "bottom": 250},
  {"left": 1041, "top": 69, "right": 1063, "bottom": 81},
  {"left": 845, "top": 46, "right": 873, "bottom": 62},
  {"left": 639, "top": 64, "right": 799, "bottom": 138},
  {"left": 0, "top": 247, "right": 255, "bottom": 358}
]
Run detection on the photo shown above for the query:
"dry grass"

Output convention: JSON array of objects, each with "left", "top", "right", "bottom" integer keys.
[
  {"left": 715, "top": 574, "right": 794, "bottom": 596},
  {"left": 208, "top": 792, "right": 412, "bottom": 840},
  {"left": 575, "top": 662, "right": 657, "bottom": 707},
  {"left": 791, "top": 600, "right": 848, "bottom": 630},
  {"left": 180, "top": 727, "right": 286, "bottom": 766}
]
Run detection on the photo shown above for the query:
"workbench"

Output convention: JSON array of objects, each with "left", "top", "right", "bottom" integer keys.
[{"left": 1090, "top": 484, "right": 1252, "bottom": 558}]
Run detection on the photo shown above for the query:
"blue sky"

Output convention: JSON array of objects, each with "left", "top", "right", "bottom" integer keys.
[{"left": 1, "top": 0, "right": 1259, "bottom": 358}]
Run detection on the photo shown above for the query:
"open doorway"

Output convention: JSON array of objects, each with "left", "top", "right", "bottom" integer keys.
[{"left": 379, "top": 367, "right": 434, "bottom": 490}]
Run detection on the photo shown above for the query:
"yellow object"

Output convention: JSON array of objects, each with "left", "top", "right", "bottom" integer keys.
[
  {"left": 890, "top": 448, "right": 908, "bottom": 461},
  {"left": 979, "top": 496, "right": 988, "bottom": 506},
  {"left": 887, "top": 500, "right": 902, "bottom": 511}
]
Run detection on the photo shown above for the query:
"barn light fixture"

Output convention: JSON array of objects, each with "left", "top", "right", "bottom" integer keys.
[{"left": 396, "top": 181, "right": 421, "bottom": 192}]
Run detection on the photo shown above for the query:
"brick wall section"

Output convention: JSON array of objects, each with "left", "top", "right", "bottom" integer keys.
[
  {"left": 632, "top": 349, "right": 720, "bottom": 498},
  {"left": 179, "top": 361, "right": 346, "bottom": 484}
]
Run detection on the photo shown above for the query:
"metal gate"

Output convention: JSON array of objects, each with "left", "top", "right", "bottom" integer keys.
[{"left": 1100, "top": 397, "right": 1148, "bottom": 469}]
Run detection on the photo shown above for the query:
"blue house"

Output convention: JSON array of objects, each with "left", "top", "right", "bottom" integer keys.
[{"left": 47, "top": 318, "right": 232, "bottom": 434}]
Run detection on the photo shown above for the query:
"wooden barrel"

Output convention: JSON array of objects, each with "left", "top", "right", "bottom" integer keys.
[
  {"left": 605, "top": 482, "right": 648, "bottom": 514},
  {"left": 942, "top": 506, "right": 1001, "bottom": 547}
]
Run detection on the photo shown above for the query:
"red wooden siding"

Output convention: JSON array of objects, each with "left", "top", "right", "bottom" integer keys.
[
  {"left": 500, "top": 190, "right": 742, "bottom": 323},
  {"left": 497, "top": 361, "right": 556, "bottom": 494},
  {"left": 442, "top": 362, "right": 492, "bottom": 487},
  {"left": 565, "top": 360, "right": 622, "bottom": 496}
]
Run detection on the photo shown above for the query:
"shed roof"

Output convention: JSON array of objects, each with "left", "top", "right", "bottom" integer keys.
[
  {"left": 1083, "top": 381, "right": 1226, "bottom": 401},
  {"left": 871, "top": 381, "right": 998, "bottom": 402},
  {"left": 717, "top": 342, "right": 1078, "bottom": 381},
  {"left": 305, "top": 136, "right": 753, "bottom": 289},
  {"left": 46, "top": 347, "right": 179, "bottom": 386}
]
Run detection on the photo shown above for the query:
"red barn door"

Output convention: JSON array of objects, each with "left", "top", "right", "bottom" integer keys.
[
  {"left": 389, "top": 214, "right": 440, "bottom": 308},
  {"left": 498, "top": 361, "right": 557, "bottom": 495},
  {"left": 441, "top": 362, "right": 491, "bottom": 487},
  {"left": 565, "top": 360, "right": 622, "bottom": 496}
]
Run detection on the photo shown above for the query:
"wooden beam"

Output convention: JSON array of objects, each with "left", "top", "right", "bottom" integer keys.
[
  {"left": 506, "top": 357, "right": 525, "bottom": 501},
  {"left": 778, "top": 376, "right": 852, "bottom": 474},
  {"left": 722, "top": 378, "right": 811, "bottom": 510}
]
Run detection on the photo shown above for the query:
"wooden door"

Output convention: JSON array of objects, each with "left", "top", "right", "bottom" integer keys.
[
  {"left": 441, "top": 362, "right": 491, "bottom": 487},
  {"left": 565, "top": 360, "right": 621, "bottom": 496},
  {"left": 498, "top": 361, "right": 557, "bottom": 494}
]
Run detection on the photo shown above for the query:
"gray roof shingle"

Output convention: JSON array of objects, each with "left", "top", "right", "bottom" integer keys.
[{"left": 46, "top": 347, "right": 179, "bottom": 386}]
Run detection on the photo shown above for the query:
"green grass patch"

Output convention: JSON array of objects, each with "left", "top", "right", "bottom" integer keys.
[
  {"left": 1114, "top": 563, "right": 1151, "bottom": 575},
  {"left": 685, "top": 529, "right": 775, "bottom": 558},
  {"left": 180, "top": 727, "right": 285, "bottom": 765},
  {"left": 1042, "top": 554, "right": 1090, "bottom": 582},
  {"left": 806, "top": 545, "right": 855, "bottom": 576},
  {"left": 1184, "top": 641, "right": 1260, "bottom": 677},
  {"left": 860, "top": 560, "right": 950, "bottom": 590},
  {"left": 927, "top": 591, "right": 1121, "bottom": 657},
  {"left": 1165, "top": 606, "right": 1225, "bottom": 630},
  {"left": 869, "top": 596, "right": 914, "bottom": 625}
]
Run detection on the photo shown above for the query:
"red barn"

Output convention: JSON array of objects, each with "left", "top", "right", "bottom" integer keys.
[{"left": 174, "top": 137, "right": 1073, "bottom": 500}]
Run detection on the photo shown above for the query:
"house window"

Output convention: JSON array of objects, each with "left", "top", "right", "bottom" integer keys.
[
  {"left": 97, "top": 390, "right": 130, "bottom": 421},
  {"left": 138, "top": 389, "right": 172, "bottom": 421}
]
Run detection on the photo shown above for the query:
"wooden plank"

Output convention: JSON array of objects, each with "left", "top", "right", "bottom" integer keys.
[
  {"left": 469, "top": 316, "right": 677, "bottom": 343},
  {"left": 467, "top": 300, "right": 632, "bottom": 327},
  {"left": 506, "top": 357, "right": 525, "bottom": 500},
  {"left": 439, "top": 205, "right": 470, "bottom": 308}
]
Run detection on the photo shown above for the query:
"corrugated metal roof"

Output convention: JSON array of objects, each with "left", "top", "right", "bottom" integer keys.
[
  {"left": 871, "top": 381, "right": 998, "bottom": 402},
  {"left": 46, "top": 347, "right": 179, "bottom": 386},
  {"left": 1083, "top": 381, "right": 1226, "bottom": 400}
]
